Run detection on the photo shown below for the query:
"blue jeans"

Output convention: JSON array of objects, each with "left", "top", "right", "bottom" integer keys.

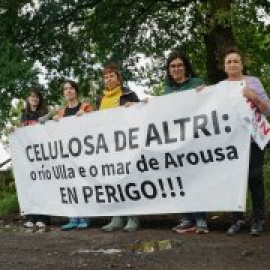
[
  {"left": 181, "top": 212, "right": 206, "bottom": 223},
  {"left": 69, "top": 217, "right": 90, "bottom": 224}
]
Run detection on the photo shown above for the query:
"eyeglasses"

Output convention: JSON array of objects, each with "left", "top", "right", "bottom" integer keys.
[{"left": 169, "top": 63, "right": 184, "bottom": 68}]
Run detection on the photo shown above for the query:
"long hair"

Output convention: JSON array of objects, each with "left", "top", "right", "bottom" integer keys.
[
  {"left": 165, "top": 50, "right": 196, "bottom": 85},
  {"left": 25, "top": 86, "right": 48, "bottom": 116}
]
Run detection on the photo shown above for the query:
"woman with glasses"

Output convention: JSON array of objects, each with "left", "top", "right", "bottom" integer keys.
[{"left": 164, "top": 50, "right": 208, "bottom": 234}]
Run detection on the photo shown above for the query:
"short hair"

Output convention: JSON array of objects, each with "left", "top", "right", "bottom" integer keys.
[
  {"left": 221, "top": 47, "right": 245, "bottom": 66},
  {"left": 165, "top": 50, "right": 196, "bottom": 84},
  {"left": 102, "top": 63, "right": 123, "bottom": 86}
]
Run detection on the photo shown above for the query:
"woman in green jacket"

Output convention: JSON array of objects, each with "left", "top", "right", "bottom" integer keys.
[{"left": 164, "top": 50, "right": 208, "bottom": 234}]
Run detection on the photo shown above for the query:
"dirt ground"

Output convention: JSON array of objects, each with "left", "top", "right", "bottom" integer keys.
[{"left": 0, "top": 215, "right": 270, "bottom": 270}]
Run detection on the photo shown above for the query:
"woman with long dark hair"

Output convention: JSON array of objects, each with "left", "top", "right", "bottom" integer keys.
[
  {"left": 21, "top": 86, "right": 48, "bottom": 126},
  {"left": 164, "top": 50, "right": 203, "bottom": 94},
  {"left": 164, "top": 50, "right": 209, "bottom": 234},
  {"left": 21, "top": 86, "right": 51, "bottom": 231}
]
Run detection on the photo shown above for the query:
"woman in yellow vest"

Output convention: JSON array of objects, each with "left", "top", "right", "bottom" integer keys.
[{"left": 98, "top": 63, "right": 140, "bottom": 232}]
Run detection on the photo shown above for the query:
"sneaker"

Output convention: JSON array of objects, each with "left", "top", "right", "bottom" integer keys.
[
  {"left": 123, "top": 217, "right": 139, "bottom": 232},
  {"left": 23, "top": 221, "right": 34, "bottom": 228},
  {"left": 196, "top": 218, "right": 209, "bottom": 234},
  {"left": 172, "top": 218, "right": 196, "bottom": 234},
  {"left": 227, "top": 220, "right": 245, "bottom": 235},
  {"left": 61, "top": 220, "right": 78, "bottom": 231},
  {"left": 36, "top": 221, "right": 48, "bottom": 233},
  {"left": 36, "top": 221, "right": 46, "bottom": 228},
  {"left": 250, "top": 220, "right": 264, "bottom": 237},
  {"left": 77, "top": 219, "right": 90, "bottom": 230},
  {"left": 102, "top": 217, "right": 125, "bottom": 232}
]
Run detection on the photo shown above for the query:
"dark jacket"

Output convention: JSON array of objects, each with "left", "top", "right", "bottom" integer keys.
[
  {"left": 21, "top": 110, "right": 47, "bottom": 126},
  {"left": 96, "top": 86, "right": 140, "bottom": 110},
  {"left": 164, "top": 77, "right": 204, "bottom": 94}
]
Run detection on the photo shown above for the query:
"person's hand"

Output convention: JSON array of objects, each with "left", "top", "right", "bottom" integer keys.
[
  {"left": 53, "top": 115, "right": 61, "bottom": 121},
  {"left": 196, "top": 84, "right": 206, "bottom": 92},
  {"left": 6, "top": 126, "right": 16, "bottom": 134},
  {"left": 76, "top": 110, "right": 85, "bottom": 117},
  {"left": 243, "top": 87, "right": 268, "bottom": 114},
  {"left": 39, "top": 111, "right": 55, "bottom": 124},
  {"left": 125, "top": 98, "right": 149, "bottom": 108},
  {"left": 243, "top": 87, "right": 259, "bottom": 103},
  {"left": 124, "top": 102, "right": 136, "bottom": 107},
  {"left": 141, "top": 97, "right": 149, "bottom": 103}
]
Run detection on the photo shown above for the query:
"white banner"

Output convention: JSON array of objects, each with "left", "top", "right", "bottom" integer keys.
[
  {"left": 236, "top": 79, "right": 270, "bottom": 150},
  {"left": 10, "top": 82, "right": 252, "bottom": 217}
]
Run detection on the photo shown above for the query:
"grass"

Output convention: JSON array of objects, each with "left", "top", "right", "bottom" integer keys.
[
  {"left": 0, "top": 170, "right": 19, "bottom": 217},
  {"left": 0, "top": 192, "right": 19, "bottom": 216}
]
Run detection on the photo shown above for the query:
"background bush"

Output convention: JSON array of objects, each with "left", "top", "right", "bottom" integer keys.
[{"left": 0, "top": 170, "right": 19, "bottom": 216}]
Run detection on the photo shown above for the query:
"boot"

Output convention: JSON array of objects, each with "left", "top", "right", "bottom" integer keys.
[
  {"left": 123, "top": 216, "right": 139, "bottom": 232},
  {"left": 102, "top": 216, "right": 125, "bottom": 232}
]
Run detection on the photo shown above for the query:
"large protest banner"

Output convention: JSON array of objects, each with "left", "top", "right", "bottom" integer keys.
[{"left": 10, "top": 81, "right": 253, "bottom": 217}]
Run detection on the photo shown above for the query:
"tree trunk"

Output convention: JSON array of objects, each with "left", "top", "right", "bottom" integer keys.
[{"left": 204, "top": 0, "right": 236, "bottom": 83}]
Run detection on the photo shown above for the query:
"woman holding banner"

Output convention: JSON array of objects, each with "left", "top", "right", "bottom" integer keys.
[
  {"left": 20, "top": 86, "right": 51, "bottom": 231},
  {"left": 220, "top": 47, "right": 270, "bottom": 236},
  {"left": 164, "top": 50, "right": 209, "bottom": 234},
  {"left": 98, "top": 63, "right": 141, "bottom": 232},
  {"left": 54, "top": 79, "right": 94, "bottom": 231}
]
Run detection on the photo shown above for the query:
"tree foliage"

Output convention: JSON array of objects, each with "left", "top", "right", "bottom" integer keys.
[
  {"left": 0, "top": 1, "right": 38, "bottom": 130},
  {"left": 24, "top": 1, "right": 269, "bottom": 75},
  {"left": 0, "top": 0, "right": 270, "bottom": 129}
]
